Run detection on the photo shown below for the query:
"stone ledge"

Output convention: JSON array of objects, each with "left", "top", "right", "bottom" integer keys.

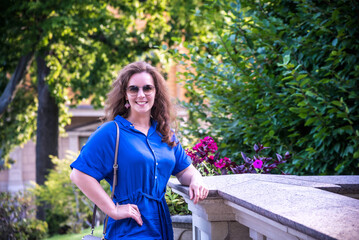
[
  {"left": 171, "top": 215, "right": 192, "bottom": 225},
  {"left": 168, "top": 174, "right": 359, "bottom": 240}
]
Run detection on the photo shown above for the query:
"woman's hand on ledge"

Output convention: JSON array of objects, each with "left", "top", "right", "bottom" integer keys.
[
  {"left": 189, "top": 180, "right": 209, "bottom": 204},
  {"left": 176, "top": 164, "right": 209, "bottom": 204}
]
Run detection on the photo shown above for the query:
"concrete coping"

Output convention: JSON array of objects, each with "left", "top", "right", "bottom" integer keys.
[
  {"left": 171, "top": 214, "right": 193, "bottom": 224},
  {"left": 168, "top": 174, "right": 359, "bottom": 240}
]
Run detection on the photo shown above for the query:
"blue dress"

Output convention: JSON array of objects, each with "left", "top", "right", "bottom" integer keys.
[{"left": 70, "top": 115, "right": 191, "bottom": 239}]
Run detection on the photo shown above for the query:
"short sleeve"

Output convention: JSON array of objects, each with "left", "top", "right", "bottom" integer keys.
[
  {"left": 171, "top": 135, "right": 192, "bottom": 176},
  {"left": 70, "top": 121, "right": 117, "bottom": 182}
]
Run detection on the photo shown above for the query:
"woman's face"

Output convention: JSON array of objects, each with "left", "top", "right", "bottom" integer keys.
[{"left": 126, "top": 72, "right": 156, "bottom": 117}]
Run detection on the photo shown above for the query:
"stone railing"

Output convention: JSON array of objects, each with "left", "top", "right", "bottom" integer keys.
[{"left": 168, "top": 174, "right": 359, "bottom": 240}]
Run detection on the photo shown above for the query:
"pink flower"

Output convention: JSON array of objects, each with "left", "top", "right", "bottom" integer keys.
[
  {"left": 208, "top": 142, "right": 218, "bottom": 153},
  {"left": 207, "top": 155, "right": 215, "bottom": 164},
  {"left": 253, "top": 159, "right": 263, "bottom": 169},
  {"left": 186, "top": 149, "right": 203, "bottom": 165},
  {"left": 214, "top": 159, "right": 226, "bottom": 169},
  {"left": 204, "top": 136, "right": 212, "bottom": 141},
  {"left": 193, "top": 142, "right": 203, "bottom": 151},
  {"left": 223, "top": 157, "right": 232, "bottom": 166}
]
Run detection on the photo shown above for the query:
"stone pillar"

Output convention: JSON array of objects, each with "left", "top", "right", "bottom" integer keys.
[
  {"left": 177, "top": 194, "right": 250, "bottom": 240},
  {"left": 68, "top": 132, "right": 80, "bottom": 153},
  {"left": 7, "top": 147, "right": 24, "bottom": 192}
]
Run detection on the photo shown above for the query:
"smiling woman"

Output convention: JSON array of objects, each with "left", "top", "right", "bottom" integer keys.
[
  {"left": 125, "top": 72, "right": 156, "bottom": 127},
  {"left": 70, "top": 61, "right": 209, "bottom": 240},
  {"left": 102, "top": 61, "right": 175, "bottom": 146}
]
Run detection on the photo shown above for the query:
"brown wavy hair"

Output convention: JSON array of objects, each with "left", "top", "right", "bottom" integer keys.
[{"left": 102, "top": 61, "right": 177, "bottom": 147}]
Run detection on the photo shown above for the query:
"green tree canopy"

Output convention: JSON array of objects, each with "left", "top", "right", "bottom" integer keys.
[
  {"left": 173, "top": 0, "right": 359, "bottom": 175},
  {"left": 1, "top": 0, "right": 157, "bottom": 168},
  {"left": 0, "top": 0, "right": 217, "bottom": 169},
  {"left": 0, "top": 0, "right": 217, "bottom": 221}
]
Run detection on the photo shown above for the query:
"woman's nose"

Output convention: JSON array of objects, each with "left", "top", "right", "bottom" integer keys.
[{"left": 137, "top": 87, "right": 146, "bottom": 97}]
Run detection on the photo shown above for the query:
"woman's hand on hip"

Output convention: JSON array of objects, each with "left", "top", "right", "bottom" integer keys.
[{"left": 112, "top": 203, "right": 143, "bottom": 226}]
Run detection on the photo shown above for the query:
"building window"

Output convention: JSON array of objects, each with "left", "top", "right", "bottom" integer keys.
[{"left": 79, "top": 136, "right": 89, "bottom": 149}]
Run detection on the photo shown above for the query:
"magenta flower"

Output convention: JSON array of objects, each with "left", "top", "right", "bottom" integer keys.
[
  {"left": 185, "top": 149, "right": 202, "bottom": 166},
  {"left": 208, "top": 142, "right": 218, "bottom": 153},
  {"left": 203, "top": 136, "right": 212, "bottom": 141},
  {"left": 214, "top": 158, "right": 226, "bottom": 169},
  {"left": 207, "top": 155, "right": 215, "bottom": 164},
  {"left": 222, "top": 157, "right": 231, "bottom": 167},
  {"left": 193, "top": 142, "right": 203, "bottom": 151},
  {"left": 186, "top": 136, "right": 236, "bottom": 175},
  {"left": 253, "top": 159, "right": 263, "bottom": 169}
]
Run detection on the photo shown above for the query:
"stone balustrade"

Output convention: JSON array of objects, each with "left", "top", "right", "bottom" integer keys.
[{"left": 168, "top": 174, "right": 359, "bottom": 240}]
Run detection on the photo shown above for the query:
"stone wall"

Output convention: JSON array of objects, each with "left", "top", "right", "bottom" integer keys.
[{"left": 169, "top": 174, "right": 359, "bottom": 240}]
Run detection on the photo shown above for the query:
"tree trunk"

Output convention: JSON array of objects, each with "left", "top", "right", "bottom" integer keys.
[
  {"left": 36, "top": 55, "right": 59, "bottom": 220},
  {"left": 0, "top": 53, "right": 33, "bottom": 115}
]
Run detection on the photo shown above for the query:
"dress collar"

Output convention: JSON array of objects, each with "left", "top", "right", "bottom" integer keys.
[
  {"left": 114, "top": 115, "right": 132, "bottom": 128},
  {"left": 114, "top": 115, "right": 158, "bottom": 136}
]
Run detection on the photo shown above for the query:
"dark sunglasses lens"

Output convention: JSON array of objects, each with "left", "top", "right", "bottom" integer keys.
[
  {"left": 128, "top": 86, "right": 139, "bottom": 94},
  {"left": 143, "top": 85, "right": 154, "bottom": 94}
]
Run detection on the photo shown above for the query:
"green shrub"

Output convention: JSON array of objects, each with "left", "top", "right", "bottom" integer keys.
[
  {"left": 0, "top": 191, "right": 48, "bottom": 240},
  {"left": 45, "top": 209, "right": 70, "bottom": 236},
  {"left": 32, "top": 151, "right": 111, "bottom": 235},
  {"left": 172, "top": 0, "right": 359, "bottom": 175},
  {"left": 165, "top": 186, "right": 191, "bottom": 215}
]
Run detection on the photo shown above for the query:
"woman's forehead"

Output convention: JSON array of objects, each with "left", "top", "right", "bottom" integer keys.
[{"left": 128, "top": 72, "right": 154, "bottom": 86}]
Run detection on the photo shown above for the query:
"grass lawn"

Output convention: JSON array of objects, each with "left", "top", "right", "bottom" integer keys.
[{"left": 44, "top": 225, "right": 103, "bottom": 240}]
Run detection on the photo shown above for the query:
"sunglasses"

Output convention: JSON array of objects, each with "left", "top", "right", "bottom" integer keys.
[{"left": 127, "top": 85, "right": 155, "bottom": 96}]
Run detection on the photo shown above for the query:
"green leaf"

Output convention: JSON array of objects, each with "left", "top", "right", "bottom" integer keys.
[
  {"left": 305, "top": 91, "right": 316, "bottom": 97},
  {"left": 339, "top": 125, "right": 353, "bottom": 134},
  {"left": 281, "top": 76, "right": 294, "bottom": 81},
  {"left": 335, "top": 162, "right": 345, "bottom": 172},
  {"left": 283, "top": 54, "right": 290, "bottom": 65},
  {"left": 334, "top": 143, "right": 340, "bottom": 153},
  {"left": 331, "top": 101, "right": 342, "bottom": 107},
  {"left": 300, "top": 78, "right": 310, "bottom": 87},
  {"left": 299, "top": 113, "right": 308, "bottom": 119},
  {"left": 305, "top": 117, "right": 317, "bottom": 126},
  {"left": 296, "top": 74, "right": 307, "bottom": 81}
]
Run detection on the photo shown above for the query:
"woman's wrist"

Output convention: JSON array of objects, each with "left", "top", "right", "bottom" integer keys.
[
  {"left": 99, "top": 203, "right": 119, "bottom": 220},
  {"left": 190, "top": 171, "right": 203, "bottom": 185}
]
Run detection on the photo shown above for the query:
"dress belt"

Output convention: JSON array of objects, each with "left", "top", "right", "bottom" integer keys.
[{"left": 114, "top": 190, "right": 173, "bottom": 240}]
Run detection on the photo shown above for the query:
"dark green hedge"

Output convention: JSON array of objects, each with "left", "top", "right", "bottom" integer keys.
[{"left": 174, "top": 0, "right": 359, "bottom": 175}]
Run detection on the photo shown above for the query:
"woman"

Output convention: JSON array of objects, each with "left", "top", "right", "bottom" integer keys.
[{"left": 70, "top": 61, "right": 208, "bottom": 239}]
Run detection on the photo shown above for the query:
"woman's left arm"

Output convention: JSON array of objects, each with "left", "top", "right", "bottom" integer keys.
[{"left": 176, "top": 165, "right": 209, "bottom": 204}]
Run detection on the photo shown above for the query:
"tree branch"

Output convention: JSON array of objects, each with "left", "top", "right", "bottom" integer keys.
[{"left": 0, "top": 53, "right": 33, "bottom": 115}]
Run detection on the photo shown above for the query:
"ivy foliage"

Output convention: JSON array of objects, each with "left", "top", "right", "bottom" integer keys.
[
  {"left": 173, "top": 0, "right": 359, "bottom": 175},
  {"left": 165, "top": 186, "right": 190, "bottom": 215}
]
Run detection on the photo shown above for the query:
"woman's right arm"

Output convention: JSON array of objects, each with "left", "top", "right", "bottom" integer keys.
[{"left": 70, "top": 168, "right": 143, "bottom": 226}]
